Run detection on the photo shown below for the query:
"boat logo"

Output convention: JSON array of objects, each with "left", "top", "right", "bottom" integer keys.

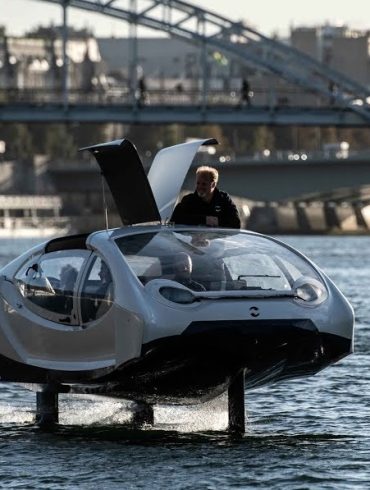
[{"left": 249, "top": 306, "right": 260, "bottom": 317}]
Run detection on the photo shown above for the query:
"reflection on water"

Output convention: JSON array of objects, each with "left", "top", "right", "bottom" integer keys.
[{"left": 0, "top": 236, "right": 368, "bottom": 489}]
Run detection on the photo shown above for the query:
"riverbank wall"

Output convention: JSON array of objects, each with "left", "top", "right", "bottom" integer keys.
[{"left": 244, "top": 201, "right": 370, "bottom": 234}]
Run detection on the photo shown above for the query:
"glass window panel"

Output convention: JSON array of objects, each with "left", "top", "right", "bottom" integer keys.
[
  {"left": 80, "top": 256, "right": 114, "bottom": 324},
  {"left": 115, "top": 230, "right": 325, "bottom": 293},
  {"left": 15, "top": 250, "right": 89, "bottom": 325}
]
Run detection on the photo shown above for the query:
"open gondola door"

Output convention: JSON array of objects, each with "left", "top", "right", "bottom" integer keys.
[{"left": 80, "top": 139, "right": 161, "bottom": 225}]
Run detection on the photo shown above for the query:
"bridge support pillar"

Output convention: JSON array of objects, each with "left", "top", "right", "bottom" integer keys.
[
  {"left": 356, "top": 204, "right": 370, "bottom": 230},
  {"left": 275, "top": 203, "right": 299, "bottom": 232},
  {"left": 324, "top": 202, "right": 340, "bottom": 230},
  {"left": 303, "top": 202, "right": 327, "bottom": 232},
  {"left": 335, "top": 203, "right": 358, "bottom": 232},
  {"left": 247, "top": 203, "right": 278, "bottom": 233},
  {"left": 295, "top": 203, "right": 311, "bottom": 232}
]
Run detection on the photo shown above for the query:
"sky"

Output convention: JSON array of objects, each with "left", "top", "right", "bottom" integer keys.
[{"left": 1, "top": 0, "right": 370, "bottom": 38}]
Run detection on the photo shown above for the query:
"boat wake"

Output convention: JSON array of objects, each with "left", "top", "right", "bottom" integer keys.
[{"left": 0, "top": 393, "right": 229, "bottom": 432}]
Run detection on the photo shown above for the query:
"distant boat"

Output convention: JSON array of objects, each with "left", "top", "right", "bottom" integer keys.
[{"left": 0, "top": 195, "right": 70, "bottom": 238}]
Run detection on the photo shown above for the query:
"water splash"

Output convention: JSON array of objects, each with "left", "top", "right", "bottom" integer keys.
[
  {"left": 0, "top": 390, "right": 231, "bottom": 432},
  {"left": 154, "top": 393, "right": 229, "bottom": 432},
  {"left": 60, "top": 393, "right": 230, "bottom": 432}
]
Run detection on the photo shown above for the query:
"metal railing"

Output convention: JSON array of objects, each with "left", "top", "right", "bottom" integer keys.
[
  {"left": 0, "top": 86, "right": 331, "bottom": 108},
  {"left": 0, "top": 216, "right": 70, "bottom": 230}
]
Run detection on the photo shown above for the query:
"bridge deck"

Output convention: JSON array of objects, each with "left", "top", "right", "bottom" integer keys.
[{"left": 1, "top": 103, "right": 369, "bottom": 126}]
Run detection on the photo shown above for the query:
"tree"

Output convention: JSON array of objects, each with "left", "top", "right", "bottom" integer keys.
[
  {"left": 1, "top": 123, "right": 33, "bottom": 162},
  {"left": 44, "top": 124, "right": 76, "bottom": 160}
]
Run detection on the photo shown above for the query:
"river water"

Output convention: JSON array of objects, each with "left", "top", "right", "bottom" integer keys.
[{"left": 0, "top": 235, "right": 368, "bottom": 489}]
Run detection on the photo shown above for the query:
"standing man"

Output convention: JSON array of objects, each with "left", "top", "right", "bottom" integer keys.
[
  {"left": 171, "top": 166, "right": 240, "bottom": 229},
  {"left": 137, "top": 76, "right": 148, "bottom": 106},
  {"left": 240, "top": 78, "right": 252, "bottom": 107}
]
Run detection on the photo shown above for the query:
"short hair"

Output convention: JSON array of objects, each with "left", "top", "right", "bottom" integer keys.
[
  {"left": 196, "top": 166, "right": 219, "bottom": 185},
  {"left": 174, "top": 252, "right": 192, "bottom": 266}
]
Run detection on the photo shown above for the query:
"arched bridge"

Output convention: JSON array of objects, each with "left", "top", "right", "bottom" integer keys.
[{"left": 8, "top": 0, "right": 370, "bottom": 126}]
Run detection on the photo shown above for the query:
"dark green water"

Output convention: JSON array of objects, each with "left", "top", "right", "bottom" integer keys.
[{"left": 0, "top": 236, "right": 368, "bottom": 489}]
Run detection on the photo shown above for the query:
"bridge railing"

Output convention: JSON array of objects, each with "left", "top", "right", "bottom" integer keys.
[
  {"left": 223, "top": 148, "right": 370, "bottom": 164},
  {"left": 0, "top": 87, "right": 331, "bottom": 108}
]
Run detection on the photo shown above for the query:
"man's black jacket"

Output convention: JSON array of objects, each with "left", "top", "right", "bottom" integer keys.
[{"left": 171, "top": 188, "right": 241, "bottom": 229}]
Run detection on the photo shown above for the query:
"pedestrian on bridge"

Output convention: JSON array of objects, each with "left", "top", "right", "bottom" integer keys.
[
  {"left": 171, "top": 166, "right": 241, "bottom": 229},
  {"left": 240, "top": 78, "right": 252, "bottom": 107},
  {"left": 137, "top": 76, "right": 148, "bottom": 106},
  {"left": 328, "top": 80, "right": 337, "bottom": 105}
]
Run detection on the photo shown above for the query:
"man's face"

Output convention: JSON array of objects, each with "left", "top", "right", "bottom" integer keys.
[
  {"left": 175, "top": 254, "right": 192, "bottom": 279},
  {"left": 196, "top": 174, "right": 216, "bottom": 200}
]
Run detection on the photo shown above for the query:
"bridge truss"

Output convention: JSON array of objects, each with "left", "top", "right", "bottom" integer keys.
[{"left": 20, "top": 0, "right": 370, "bottom": 123}]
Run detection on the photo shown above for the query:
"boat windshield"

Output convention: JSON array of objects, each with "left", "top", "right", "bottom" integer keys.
[{"left": 115, "top": 230, "right": 325, "bottom": 293}]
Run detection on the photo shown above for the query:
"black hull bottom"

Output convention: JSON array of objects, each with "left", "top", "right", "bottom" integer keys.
[{"left": 0, "top": 320, "right": 351, "bottom": 403}]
